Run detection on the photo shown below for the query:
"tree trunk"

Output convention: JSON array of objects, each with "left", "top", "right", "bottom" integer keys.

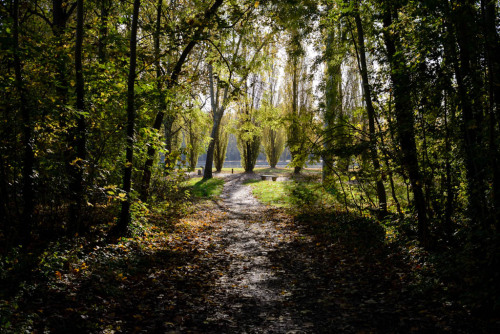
[
  {"left": 270, "top": 130, "right": 276, "bottom": 168},
  {"left": 13, "top": 0, "right": 34, "bottom": 245},
  {"left": 452, "top": 0, "right": 488, "bottom": 226},
  {"left": 204, "top": 64, "right": 226, "bottom": 179},
  {"left": 353, "top": 2, "right": 387, "bottom": 217},
  {"left": 140, "top": 0, "right": 165, "bottom": 201},
  {"left": 52, "top": 0, "right": 71, "bottom": 103},
  {"left": 382, "top": 5, "right": 429, "bottom": 246},
  {"left": 290, "top": 55, "right": 302, "bottom": 175},
  {"left": 98, "top": 0, "right": 110, "bottom": 63},
  {"left": 69, "top": 0, "right": 86, "bottom": 233},
  {"left": 481, "top": 0, "right": 500, "bottom": 226},
  {"left": 117, "top": 0, "right": 140, "bottom": 234}
]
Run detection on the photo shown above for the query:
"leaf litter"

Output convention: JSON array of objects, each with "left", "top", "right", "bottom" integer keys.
[{"left": 1, "top": 174, "right": 493, "bottom": 333}]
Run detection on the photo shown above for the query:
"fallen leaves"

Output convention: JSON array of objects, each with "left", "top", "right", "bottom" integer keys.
[{"left": 0, "top": 184, "right": 487, "bottom": 333}]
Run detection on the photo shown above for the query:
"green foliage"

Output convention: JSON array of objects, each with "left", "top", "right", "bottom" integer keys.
[
  {"left": 282, "top": 39, "right": 316, "bottom": 172},
  {"left": 184, "top": 107, "right": 211, "bottom": 171},
  {"left": 289, "top": 182, "right": 320, "bottom": 208},
  {"left": 261, "top": 104, "right": 286, "bottom": 168}
]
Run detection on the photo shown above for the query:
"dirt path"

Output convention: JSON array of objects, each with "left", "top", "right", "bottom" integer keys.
[
  {"left": 202, "top": 173, "right": 310, "bottom": 333},
  {"left": 187, "top": 173, "right": 476, "bottom": 333}
]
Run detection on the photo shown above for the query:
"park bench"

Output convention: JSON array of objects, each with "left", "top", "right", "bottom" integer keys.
[{"left": 260, "top": 175, "right": 277, "bottom": 181}]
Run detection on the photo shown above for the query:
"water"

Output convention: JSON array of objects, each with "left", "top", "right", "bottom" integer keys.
[{"left": 198, "top": 160, "right": 323, "bottom": 169}]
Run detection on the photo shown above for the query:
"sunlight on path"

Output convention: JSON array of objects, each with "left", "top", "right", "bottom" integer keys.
[{"left": 208, "top": 174, "right": 309, "bottom": 333}]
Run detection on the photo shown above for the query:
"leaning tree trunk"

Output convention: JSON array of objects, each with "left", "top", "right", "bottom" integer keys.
[
  {"left": 353, "top": 1, "right": 387, "bottom": 217},
  {"left": 117, "top": 0, "right": 140, "bottom": 234}
]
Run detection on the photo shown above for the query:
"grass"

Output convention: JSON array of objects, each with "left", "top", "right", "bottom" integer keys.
[
  {"left": 184, "top": 177, "right": 224, "bottom": 199},
  {"left": 244, "top": 179, "right": 336, "bottom": 209},
  {"left": 216, "top": 166, "right": 323, "bottom": 176}
]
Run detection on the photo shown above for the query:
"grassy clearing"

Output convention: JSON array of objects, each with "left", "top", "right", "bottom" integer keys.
[
  {"left": 184, "top": 177, "right": 225, "bottom": 199},
  {"left": 244, "top": 179, "right": 336, "bottom": 209}
]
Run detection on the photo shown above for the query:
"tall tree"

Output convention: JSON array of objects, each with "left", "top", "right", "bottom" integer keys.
[
  {"left": 236, "top": 74, "right": 263, "bottom": 173},
  {"left": 322, "top": 17, "right": 345, "bottom": 179},
  {"left": 284, "top": 31, "right": 314, "bottom": 175},
  {"left": 13, "top": 0, "right": 34, "bottom": 244},
  {"left": 481, "top": 0, "right": 500, "bottom": 225},
  {"left": 69, "top": 0, "right": 87, "bottom": 232},
  {"left": 204, "top": 62, "right": 230, "bottom": 179},
  {"left": 382, "top": 2, "right": 429, "bottom": 246},
  {"left": 352, "top": 0, "right": 387, "bottom": 216},
  {"left": 117, "top": 0, "right": 140, "bottom": 234},
  {"left": 204, "top": 26, "right": 273, "bottom": 179},
  {"left": 261, "top": 53, "right": 285, "bottom": 169},
  {"left": 139, "top": 0, "right": 166, "bottom": 201},
  {"left": 443, "top": 0, "right": 489, "bottom": 227}
]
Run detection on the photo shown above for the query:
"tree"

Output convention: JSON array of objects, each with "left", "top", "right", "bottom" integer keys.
[
  {"left": 12, "top": 0, "right": 34, "bottom": 244},
  {"left": 261, "top": 52, "right": 285, "bottom": 169},
  {"left": 381, "top": 1, "right": 429, "bottom": 246},
  {"left": 117, "top": 0, "right": 140, "bottom": 234},
  {"left": 351, "top": 0, "right": 387, "bottom": 216},
  {"left": 141, "top": 0, "right": 224, "bottom": 198},
  {"left": 184, "top": 105, "right": 210, "bottom": 171},
  {"left": 236, "top": 74, "right": 263, "bottom": 173},
  {"left": 69, "top": 0, "right": 87, "bottom": 232},
  {"left": 262, "top": 109, "right": 286, "bottom": 169},
  {"left": 214, "top": 114, "right": 230, "bottom": 172},
  {"left": 283, "top": 31, "right": 314, "bottom": 174},
  {"left": 203, "top": 14, "right": 274, "bottom": 179},
  {"left": 322, "top": 13, "right": 346, "bottom": 179}
]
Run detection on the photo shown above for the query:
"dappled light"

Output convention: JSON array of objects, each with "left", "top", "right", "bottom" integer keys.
[{"left": 1, "top": 0, "right": 499, "bottom": 332}]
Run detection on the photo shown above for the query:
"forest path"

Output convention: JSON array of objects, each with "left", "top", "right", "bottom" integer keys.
[
  {"left": 201, "top": 173, "right": 311, "bottom": 332},
  {"left": 8, "top": 174, "right": 478, "bottom": 333},
  {"left": 184, "top": 173, "right": 473, "bottom": 333}
]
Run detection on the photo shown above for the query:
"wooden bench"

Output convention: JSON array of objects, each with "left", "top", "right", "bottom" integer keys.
[{"left": 260, "top": 175, "right": 277, "bottom": 181}]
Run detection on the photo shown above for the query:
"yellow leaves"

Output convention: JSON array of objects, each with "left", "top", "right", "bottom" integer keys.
[
  {"left": 55, "top": 271, "right": 62, "bottom": 280},
  {"left": 70, "top": 157, "right": 83, "bottom": 166},
  {"left": 116, "top": 273, "right": 127, "bottom": 281},
  {"left": 254, "top": 1, "right": 259, "bottom": 8}
]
